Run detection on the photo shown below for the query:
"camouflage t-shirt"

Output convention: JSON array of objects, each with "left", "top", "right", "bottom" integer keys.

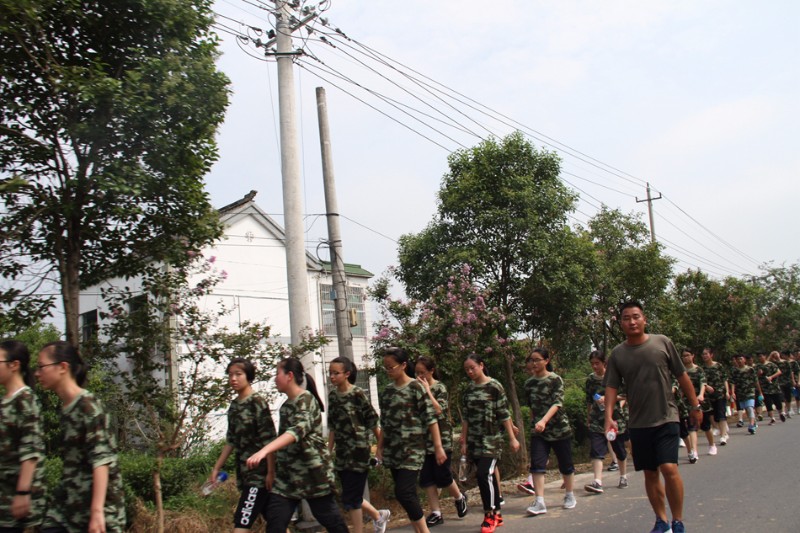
[
  {"left": 756, "top": 362, "right": 781, "bottom": 395},
  {"left": 776, "top": 360, "right": 793, "bottom": 387},
  {"left": 273, "top": 390, "right": 336, "bottom": 500},
  {"left": 462, "top": 378, "right": 511, "bottom": 458},
  {"left": 729, "top": 366, "right": 757, "bottom": 400},
  {"left": 685, "top": 366, "right": 708, "bottom": 410},
  {"left": 791, "top": 361, "right": 800, "bottom": 385},
  {"left": 703, "top": 362, "right": 728, "bottom": 400},
  {"left": 525, "top": 373, "right": 572, "bottom": 442},
  {"left": 585, "top": 374, "right": 628, "bottom": 434},
  {"left": 0, "top": 386, "right": 45, "bottom": 529},
  {"left": 379, "top": 379, "right": 436, "bottom": 470},
  {"left": 226, "top": 393, "right": 277, "bottom": 489},
  {"left": 425, "top": 382, "right": 453, "bottom": 454},
  {"left": 42, "top": 391, "right": 125, "bottom": 533},
  {"left": 327, "top": 385, "right": 379, "bottom": 472}
]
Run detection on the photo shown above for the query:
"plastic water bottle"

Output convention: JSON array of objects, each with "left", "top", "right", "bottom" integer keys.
[
  {"left": 593, "top": 393, "right": 605, "bottom": 411},
  {"left": 458, "top": 455, "right": 468, "bottom": 482},
  {"left": 201, "top": 471, "right": 228, "bottom": 495},
  {"left": 606, "top": 427, "right": 617, "bottom": 442}
]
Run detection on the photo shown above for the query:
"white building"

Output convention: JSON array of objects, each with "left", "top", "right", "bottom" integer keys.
[{"left": 78, "top": 191, "right": 377, "bottom": 430}]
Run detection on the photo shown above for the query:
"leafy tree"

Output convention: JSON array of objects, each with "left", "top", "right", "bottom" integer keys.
[
  {"left": 750, "top": 263, "right": 800, "bottom": 351},
  {"left": 0, "top": 0, "right": 229, "bottom": 345},
  {"left": 578, "top": 207, "right": 674, "bottom": 354},
  {"left": 396, "top": 132, "right": 583, "bottom": 462},
  {"left": 96, "top": 255, "right": 328, "bottom": 531},
  {"left": 658, "top": 269, "right": 758, "bottom": 356}
]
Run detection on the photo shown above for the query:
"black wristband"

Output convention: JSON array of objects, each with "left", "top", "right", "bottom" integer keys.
[{"left": 15, "top": 490, "right": 31, "bottom": 495}]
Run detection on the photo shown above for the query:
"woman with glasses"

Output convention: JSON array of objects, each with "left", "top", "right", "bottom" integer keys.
[
  {"left": 327, "top": 356, "right": 390, "bottom": 533},
  {"left": 460, "top": 354, "right": 519, "bottom": 533},
  {"left": 376, "top": 347, "right": 446, "bottom": 533},
  {"left": 35, "top": 341, "right": 125, "bottom": 533},
  {"left": 0, "top": 340, "right": 44, "bottom": 533},
  {"left": 524, "top": 347, "right": 576, "bottom": 517}
]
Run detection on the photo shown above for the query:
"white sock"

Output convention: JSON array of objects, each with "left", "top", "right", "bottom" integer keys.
[
  {"left": 431, "top": 510, "right": 441, "bottom": 517},
  {"left": 536, "top": 496, "right": 544, "bottom": 504}
]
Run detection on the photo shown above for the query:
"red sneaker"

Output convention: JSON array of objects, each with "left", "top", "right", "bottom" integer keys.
[
  {"left": 480, "top": 513, "right": 496, "bottom": 533},
  {"left": 495, "top": 513, "right": 504, "bottom": 527}
]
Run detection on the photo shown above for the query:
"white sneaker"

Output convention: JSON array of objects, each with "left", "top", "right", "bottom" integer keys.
[
  {"left": 678, "top": 439, "right": 686, "bottom": 447},
  {"left": 526, "top": 500, "right": 547, "bottom": 516},
  {"left": 712, "top": 428, "right": 720, "bottom": 436},
  {"left": 563, "top": 493, "right": 577, "bottom": 509},
  {"left": 708, "top": 445, "right": 718, "bottom": 456},
  {"left": 720, "top": 435, "right": 729, "bottom": 445},
  {"left": 374, "top": 509, "right": 391, "bottom": 533}
]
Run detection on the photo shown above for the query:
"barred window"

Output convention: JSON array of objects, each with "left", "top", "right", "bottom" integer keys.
[{"left": 319, "top": 284, "right": 367, "bottom": 337}]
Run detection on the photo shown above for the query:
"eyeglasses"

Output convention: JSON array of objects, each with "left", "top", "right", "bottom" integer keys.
[
  {"left": 528, "top": 358, "right": 545, "bottom": 364},
  {"left": 0, "top": 359, "right": 11, "bottom": 364},
  {"left": 383, "top": 363, "right": 402, "bottom": 372},
  {"left": 36, "top": 362, "right": 60, "bottom": 370},
  {"left": 329, "top": 371, "right": 344, "bottom": 376}
]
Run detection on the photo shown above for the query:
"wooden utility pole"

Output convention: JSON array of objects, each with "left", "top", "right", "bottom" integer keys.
[{"left": 636, "top": 182, "right": 662, "bottom": 243}]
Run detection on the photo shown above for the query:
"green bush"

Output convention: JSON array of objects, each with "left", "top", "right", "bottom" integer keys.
[
  {"left": 41, "top": 456, "right": 63, "bottom": 493},
  {"left": 562, "top": 381, "right": 589, "bottom": 446}
]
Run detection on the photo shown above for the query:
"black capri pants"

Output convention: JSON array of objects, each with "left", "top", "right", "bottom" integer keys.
[{"left": 391, "top": 468, "right": 424, "bottom": 522}]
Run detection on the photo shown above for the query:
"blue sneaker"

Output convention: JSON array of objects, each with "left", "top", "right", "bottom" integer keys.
[
  {"left": 672, "top": 520, "right": 685, "bottom": 533},
  {"left": 650, "top": 517, "right": 672, "bottom": 533}
]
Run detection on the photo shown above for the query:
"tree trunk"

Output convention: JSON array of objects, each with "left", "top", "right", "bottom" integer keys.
[
  {"left": 154, "top": 454, "right": 165, "bottom": 533},
  {"left": 61, "top": 246, "right": 81, "bottom": 347},
  {"left": 502, "top": 350, "right": 527, "bottom": 473}
]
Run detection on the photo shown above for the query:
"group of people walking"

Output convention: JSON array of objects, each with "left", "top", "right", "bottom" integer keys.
[
  {"left": 4, "top": 301, "right": 797, "bottom": 533},
  {"left": 0, "top": 340, "right": 125, "bottom": 533}
]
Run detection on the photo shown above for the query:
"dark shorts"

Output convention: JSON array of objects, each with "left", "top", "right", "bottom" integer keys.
[
  {"left": 629, "top": 422, "right": 680, "bottom": 472},
  {"left": 529, "top": 436, "right": 575, "bottom": 475},
  {"left": 338, "top": 469, "right": 369, "bottom": 510},
  {"left": 234, "top": 485, "right": 270, "bottom": 529},
  {"left": 419, "top": 452, "right": 454, "bottom": 488},
  {"left": 709, "top": 397, "right": 727, "bottom": 421},
  {"left": 700, "top": 409, "right": 713, "bottom": 432},
  {"left": 589, "top": 431, "right": 628, "bottom": 461},
  {"left": 780, "top": 384, "right": 794, "bottom": 403},
  {"left": 764, "top": 393, "right": 782, "bottom": 412}
]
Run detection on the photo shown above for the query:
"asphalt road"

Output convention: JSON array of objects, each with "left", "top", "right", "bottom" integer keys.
[{"left": 392, "top": 416, "right": 800, "bottom": 532}]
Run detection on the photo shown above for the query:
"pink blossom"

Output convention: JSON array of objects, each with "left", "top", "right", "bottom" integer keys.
[
  {"left": 221, "top": 270, "right": 228, "bottom": 280},
  {"left": 208, "top": 256, "right": 216, "bottom": 263}
]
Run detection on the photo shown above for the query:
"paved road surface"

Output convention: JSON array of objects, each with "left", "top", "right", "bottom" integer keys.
[{"left": 390, "top": 417, "right": 800, "bottom": 532}]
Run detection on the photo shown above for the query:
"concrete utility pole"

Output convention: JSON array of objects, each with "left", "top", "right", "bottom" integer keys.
[
  {"left": 636, "top": 182, "right": 662, "bottom": 243},
  {"left": 275, "top": 0, "right": 312, "bottom": 346},
  {"left": 316, "top": 87, "right": 354, "bottom": 360}
]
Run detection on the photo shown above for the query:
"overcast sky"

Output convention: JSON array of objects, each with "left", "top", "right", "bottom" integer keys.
[{"left": 208, "top": 0, "right": 800, "bottom": 287}]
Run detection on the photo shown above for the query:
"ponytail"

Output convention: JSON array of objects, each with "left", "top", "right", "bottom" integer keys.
[
  {"left": 40, "top": 341, "right": 87, "bottom": 386},
  {"left": 331, "top": 356, "right": 358, "bottom": 384},
  {"left": 0, "top": 340, "right": 33, "bottom": 387},
  {"left": 278, "top": 357, "right": 325, "bottom": 411}
]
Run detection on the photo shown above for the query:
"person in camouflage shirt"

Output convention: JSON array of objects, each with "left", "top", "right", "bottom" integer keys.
[
  {"left": 701, "top": 348, "right": 730, "bottom": 447},
  {"left": 791, "top": 352, "right": 800, "bottom": 414},
  {"left": 376, "top": 348, "right": 445, "bottom": 533},
  {"left": 460, "top": 354, "right": 519, "bottom": 533},
  {"left": 0, "top": 340, "right": 44, "bottom": 532},
  {"left": 523, "top": 348, "right": 576, "bottom": 516},
  {"left": 327, "top": 357, "right": 389, "bottom": 533},
  {"left": 210, "top": 358, "right": 277, "bottom": 531},
  {"left": 584, "top": 350, "right": 629, "bottom": 494},
  {"left": 683, "top": 350, "right": 707, "bottom": 462},
  {"left": 246, "top": 358, "right": 347, "bottom": 533},
  {"left": 777, "top": 351, "right": 796, "bottom": 418},
  {"left": 729, "top": 354, "right": 760, "bottom": 434},
  {"left": 35, "top": 342, "right": 125, "bottom": 533},
  {"left": 756, "top": 352, "right": 783, "bottom": 424},
  {"left": 414, "top": 356, "right": 468, "bottom": 527}
]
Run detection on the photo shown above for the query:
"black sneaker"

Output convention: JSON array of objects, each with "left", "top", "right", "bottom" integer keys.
[
  {"left": 607, "top": 461, "right": 619, "bottom": 471},
  {"left": 425, "top": 513, "right": 443, "bottom": 527},
  {"left": 455, "top": 494, "right": 469, "bottom": 518},
  {"left": 498, "top": 495, "right": 505, "bottom": 507}
]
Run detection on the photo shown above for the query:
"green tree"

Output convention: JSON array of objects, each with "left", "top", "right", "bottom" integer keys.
[
  {"left": 0, "top": 0, "right": 229, "bottom": 345},
  {"left": 97, "top": 255, "right": 327, "bottom": 531},
  {"left": 396, "top": 132, "right": 582, "bottom": 465},
  {"left": 750, "top": 263, "right": 800, "bottom": 351},
  {"left": 659, "top": 269, "right": 758, "bottom": 356},
  {"left": 578, "top": 207, "right": 674, "bottom": 355}
]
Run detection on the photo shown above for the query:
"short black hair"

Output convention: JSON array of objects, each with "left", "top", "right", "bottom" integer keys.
[
  {"left": 226, "top": 358, "right": 256, "bottom": 383},
  {"left": 619, "top": 300, "right": 644, "bottom": 317}
]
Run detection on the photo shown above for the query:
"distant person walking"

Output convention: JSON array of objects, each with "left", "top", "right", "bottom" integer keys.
[{"left": 604, "top": 301, "right": 701, "bottom": 533}]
